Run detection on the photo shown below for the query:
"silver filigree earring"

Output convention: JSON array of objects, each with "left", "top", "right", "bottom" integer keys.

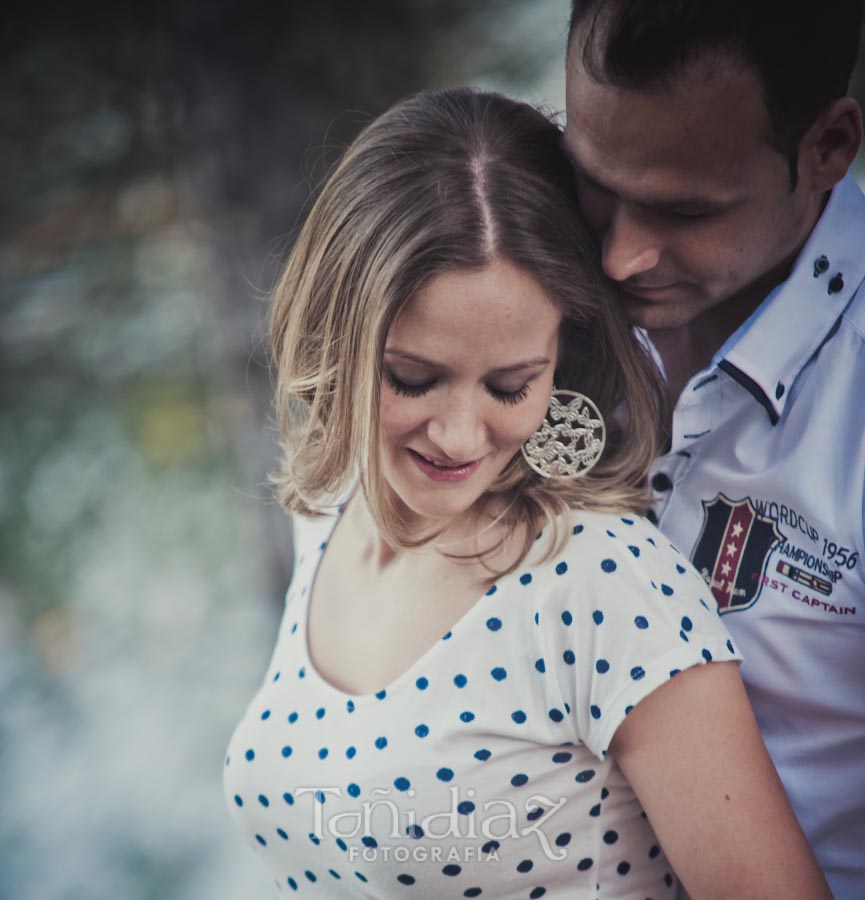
[{"left": 521, "top": 387, "right": 606, "bottom": 479}]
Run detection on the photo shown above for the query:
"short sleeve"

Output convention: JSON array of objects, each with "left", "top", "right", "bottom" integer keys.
[{"left": 535, "top": 514, "right": 742, "bottom": 760}]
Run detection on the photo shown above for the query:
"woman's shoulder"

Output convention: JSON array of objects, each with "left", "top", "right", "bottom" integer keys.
[{"left": 531, "top": 507, "right": 720, "bottom": 616}]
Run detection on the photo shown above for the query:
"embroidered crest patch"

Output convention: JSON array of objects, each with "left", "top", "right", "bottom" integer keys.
[{"left": 691, "top": 494, "right": 784, "bottom": 613}]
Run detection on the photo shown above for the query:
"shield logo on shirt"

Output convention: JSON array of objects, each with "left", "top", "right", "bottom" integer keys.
[{"left": 690, "top": 494, "right": 784, "bottom": 613}]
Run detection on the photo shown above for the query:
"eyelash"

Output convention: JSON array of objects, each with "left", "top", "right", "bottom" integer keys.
[{"left": 385, "top": 371, "right": 531, "bottom": 406}]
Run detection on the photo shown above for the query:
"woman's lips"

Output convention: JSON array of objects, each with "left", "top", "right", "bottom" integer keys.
[{"left": 409, "top": 449, "right": 483, "bottom": 482}]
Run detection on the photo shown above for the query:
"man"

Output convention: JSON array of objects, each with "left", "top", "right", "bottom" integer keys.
[{"left": 564, "top": 2, "right": 865, "bottom": 897}]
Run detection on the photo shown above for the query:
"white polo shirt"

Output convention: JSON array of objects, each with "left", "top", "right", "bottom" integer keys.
[{"left": 648, "top": 172, "right": 865, "bottom": 900}]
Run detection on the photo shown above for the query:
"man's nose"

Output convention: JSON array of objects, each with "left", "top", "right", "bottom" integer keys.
[
  {"left": 426, "top": 395, "right": 486, "bottom": 461},
  {"left": 600, "top": 206, "right": 662, "bottom": 282}
]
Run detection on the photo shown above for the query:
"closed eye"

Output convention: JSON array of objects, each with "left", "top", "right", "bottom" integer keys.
[{"left": 384, "top": 370, "right": 532, "bottom": 405}]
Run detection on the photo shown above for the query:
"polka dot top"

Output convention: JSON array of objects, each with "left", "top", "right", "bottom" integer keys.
[{"left": 223, "top": 509, "right": 741, "bottom": 898}]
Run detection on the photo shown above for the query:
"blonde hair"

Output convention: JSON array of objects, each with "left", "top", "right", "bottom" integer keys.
[{"left": 270, "top": 87, "right": 667, "bottom": 573}]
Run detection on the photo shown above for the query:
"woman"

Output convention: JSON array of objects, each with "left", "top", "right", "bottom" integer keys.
[{"left": 224, "top": 88, "right": 830, "bottom": 899}]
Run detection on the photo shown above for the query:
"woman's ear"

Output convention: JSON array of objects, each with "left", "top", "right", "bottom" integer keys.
[{"left": 797, "top": 97, "right": 863, "bottom": 193}]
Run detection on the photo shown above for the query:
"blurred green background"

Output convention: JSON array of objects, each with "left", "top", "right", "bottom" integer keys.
[{"left": 1, "top": 2, "right": 863, "bottom": 899}]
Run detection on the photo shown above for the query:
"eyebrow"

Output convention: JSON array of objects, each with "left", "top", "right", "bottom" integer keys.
[
  {"left": 384, "top": 348, "right": 552, "bottom": 374},
  {"left": 562, "top": 142, "right": 733, "bottom": 215}
]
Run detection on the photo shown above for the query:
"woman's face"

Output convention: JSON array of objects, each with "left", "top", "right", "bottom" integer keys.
[{"left": 379, "top": 257, "right": 561, "bottom": 528}]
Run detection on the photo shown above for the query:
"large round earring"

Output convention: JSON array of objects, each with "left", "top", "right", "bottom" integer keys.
[{"left": 521, "top": 387, "right": 606, "bottom": 480}]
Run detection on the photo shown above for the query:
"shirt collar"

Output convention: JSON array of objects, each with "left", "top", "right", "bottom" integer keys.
[{"left": 716, "top": 171, "right": 865, "bottom": 424}]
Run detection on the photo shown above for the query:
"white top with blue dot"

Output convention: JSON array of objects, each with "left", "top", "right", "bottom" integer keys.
[{"left": 224, "top": 509, "right": 741, "bottom": 898}]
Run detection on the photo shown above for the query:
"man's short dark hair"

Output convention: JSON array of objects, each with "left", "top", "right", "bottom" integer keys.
[{"left": 568, "top": 0, "right": 865, "bottom": 188}]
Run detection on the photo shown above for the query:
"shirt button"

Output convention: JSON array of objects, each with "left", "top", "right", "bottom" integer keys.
[{"left": 651, "top": 473, "right": 673, "bottom": 492}]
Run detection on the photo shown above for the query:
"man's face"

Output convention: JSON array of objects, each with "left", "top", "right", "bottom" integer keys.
[{"left": 564, "top": 44, "right": 824, "bottom": 333}]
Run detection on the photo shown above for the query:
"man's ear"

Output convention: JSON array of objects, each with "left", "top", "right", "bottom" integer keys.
[{"left": 798, "top": 96, "right": 863, "bottom": 192}]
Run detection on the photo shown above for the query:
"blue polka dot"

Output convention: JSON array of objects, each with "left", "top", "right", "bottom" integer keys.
[
  {"left": 555, "top": 562, "right": 568, "bottom": 575},
  {"left": 287, "top": 876, "right": 297, "bottom": 890},
  {"left": 437, "top": 767, "right": 454, "bottom": 782},
  {"left": 298, "top": 667, "right": 306, "bottom": 679},
  {"left": 516, "top": 859, "right": 534, "bottom": 873},
  {"left": 647, "top": 537, "right": 656, "bottom": 546},
  {"left": 460, "top": 711, "right": 475, "bottom": 723},
  {"left": 676, "top": 563, "right": 686, "bottom": 574},
  {"left": 474, "top": 748, "right": 492, "bottom": 761},
  {"left": 617, "top": 861, "right": 631, "bottom": 875},
  {"left": 512, "top": 710, "right": 527, "bottom": 724},
  {"left": 573, "top": 524, "right": 583, "bottom": 535},
  {"left": 621, "top": 517, "right": 634, "bottom": 525},
  {"left": 486, "top": 617, "right": 502, "bottom": 631},
  {"left": 727, "top": 639, "right": 735, "bottom": 654},
  {"left": 315, "top": 790, "right": 326, "bottom": 804},
  {"left": 234, "top": 795, "right": 243, "bottom": 807},
  {"left": 534, "top": 612, "right": 539, "bottom": 626},
  {"left": 282, "top": 745, "right": 293, "bottom": 758},
  {"left": 649, "top": 845, "right": 661, "bottom": 859},
  {"left": 375, "top": 689, "right": 386, "bottom": 700},
  {"left": 375, "top": 736, "right": 388, "bottom": 749},
  {"left": 534, "top": 658, "right": 546, "bottom": 673},
  {"left": 601, "top": 558, "right": 617, "bottom": 573},
  {"left": 258, "top": 794, "right": 269, "bottom": 807},
  {"left": 527, "top": 807, "right": 544, "bottom": 821},
  {"left": 355, "top": 872, "right": 368, "bottom": 883},
  {"left": 485, "top": 584, "right": 497, "bottom": 596},
  {"left": 283, "top": 792, "right": 294, "bottom": 805},
  {"left": 530, "top": 887, "right": 546, "bottom": 898},
  {"left": 397, "top": 874, "right": 415, "bottom": 885},
  {"left": 634, "top": 615, "right": 649, "bottom": 629},
  {"left": 277, "top": 828, "right": 288, "bottom": 840},
  {"left": 318, "top": 747, "right": 328, "bottom": 759},
  {"left": 457, "top": 801, "right": 475, "bottom": 815},
  {"left": 680, "top": 629, "right": 690, "bottom": 642},
  {"left": 575, "top": 769, "right": 596, "bottom": 783},
  {"left": 329, "top": 870, "right": 340, "bottom": 879},
  {"left": 660, "top": 584, "right": 673, "bottom": 596},
  {"left": 548, "top": 708, "right": 564, "bottom": 723},
  {"left": 346, "top": 746, "right": 356, "bottom": 759},
  {"left": 595, "top": 659, "right": 610, "bottom": 674},
  {"left": 316, "top": 707, "right": 325, "bottom": 719},
  {"left": 336, "top": 838, "right": 347, "bottom": 851},
  {"left": 563, "top": 650, "right": 575, "bottom": 665},
  {"left": 347, "top": 783, "right": 360, "bottom": 797},
  {"left": 442, "top": 630, "right": 452, "bottom": 640},
  {"left": 628, "top": 545, "right": 640, "bottom": 557},
  {"left": 511, "top": 773, "right": 529, "bottom": 787},
  {"left": 561, "top": 610, "right": 573, "bottom": 626},
  {"left": 592, "top": 610, "right": 604, "bottom": 625},
  {"left": 670, "top": 668, "right": 681, "bottom": 678},
  {"left": 394, "top": 777, "right": 411, "bottom": 791},
  {"left": 577, "top": 858, "right": 593, "bottom": 871},
  {"left": 255, "top": 834, "right": 266, "bottom": 846},
  {"left": 552, "top": 751, "right": 572, "bottom": 764},
  {"left": 700, "top": 597, "right": 710, "bottom": 610},
  {"left": 261, "top": 709, "right": 271, "bottom": 720},
  {"left": 407, "top": 824, "right": 425, "bottom": 839},
  {"left": 630, "top": 666, "right": 646, "bottom": 681},
  {"left": 665, "top": 874, "right": 674, "bottom": 887},
  {"left": 464, "top": 889, "right": 482, "bottom": 898},
  {"left": 443, "top": 864, "right": 462, "bottom": 876},
  {"left": 288, "top": 711, "right": 299, "bottom": 724},
  {"left": 589, "top": 803, "right": 601, "bottom": 817},
  {"left": 415, "top": 724, "right": 429, "bottom": 738},
  {"left": 362, "top": 836, "right": 378, "bottom": 848},
  {"left": 454, "top": 674, "right": 468, "bottom": 688},
  {"left": 520, "top": 573, "right": 533, "bottom": 585},
  {"left": 624, "top": 704, "right": 634, "bottom": 715},
  {"left": 590, "top": 705, "right": 601, "bottom": 719},
  {"left": 681, "top": 616, "right": 693, "bottom": 632},
  {"left": 416, "top": 677, "right": 429, "bottom": 690},
  {"left": 245, "top": 749, "right": 255, "bottom": 761},
  {"left": 490, "top": 667, "right": 507, "bottom": 681},
  {"left": 482, "top": 840, "right": 500, "bottom": 854},
  {"left": 603, "top": 830, "right": 619, "bottom": 845},
  {"left": 556, "top": 832, "right": 571, "bottom": 847},
  {"left": 702, "top": 648, "right": 713, "bottom": 662}
]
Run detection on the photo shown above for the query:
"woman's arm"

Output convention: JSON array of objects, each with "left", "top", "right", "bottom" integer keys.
[{"left": 610, "top": 660, "right": 832, "bottom": 900}]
